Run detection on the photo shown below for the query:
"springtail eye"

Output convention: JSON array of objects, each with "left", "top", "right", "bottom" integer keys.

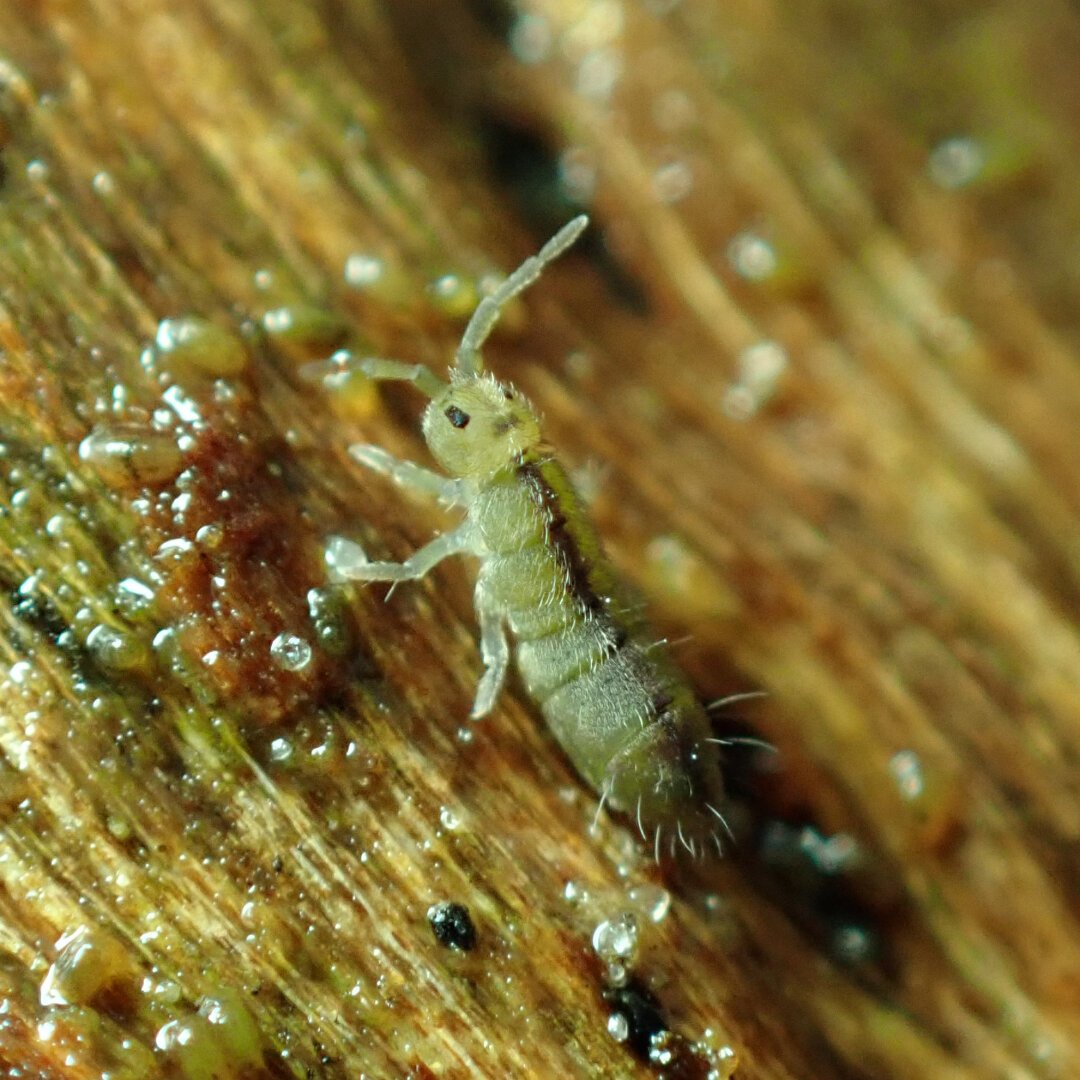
[{"left": 445, "top": 405, "right": 471, "bottom": 429}]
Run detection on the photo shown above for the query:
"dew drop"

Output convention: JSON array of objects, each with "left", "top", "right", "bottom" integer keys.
[
  {"left": 195, "top": 523, "right": 224, "bottom": 550},
  {"left": 91, "top": 171, "right": 115, "bottom": 196},
  {"left": 343, "top": 252, "right": 385, "bottom": 289},
  {"left": 576, "top": 48, "right": 622, "bottom": 102},
  {"left": 607, "top": 1012, "right": 630, "bottom": 1042},
  {"left": 154, "top": 316, "right": 248, "bottom": 378},
  {"left": 269, "top": 737, "right": 294, "bottom": 763},
  {"left": 798, "top": 827, "right": 859, "bottom": 874},
  {"left": 567, "top": 0, "right": 624, "bottom": 50},
  {"left": 110, "top": 578, "right": 156, "bottom": 622},
  {"left": 727, "top": 231, "right": 778, "bottom": 282},
  {"left": 831, "top": 924, "right": 876, "bottom": 966},
  {"left": 262, "top": 305, "right": 348, "bottom": 357},
  {"left": 86, "top": 623, "right": 150, "bottom": 674},
  {"left": 928, "top": 135, "right": 984, "bottom": 189},
  {"left": 269, "top": 631, "right": 313, "bottom": 672},
  {"left": 889, "top": 749, "right": 924, "bottom": 800},
  {"left": 427, "top": 273, "right": 478, "bottom": 319},
  {"left": 306, "top": 586, "right": 354, "bottom": 656},
  {"left": 592, "top": 912, "right": 639, "bottom": 966},
  {"left": 723, "top": 340, "right": 788, "bottom": 419},
  {"left": 563, "top": 880, "right": 590, "bottom": 905},
  {"left": 605, "top": 961, "right": 629, "bottom": 988},
  {"left": 559, "top": 146, "right": 598, "bottom": 202},
  {"left": 155, "top": 1016, "right": 232, "bottom": 1077},
  {"left": 79, "top": 424, "right": 184, "bottom": 487},
  {"left": 197, "top": 988, "right": 264, "bottom": 1069},
  {"left": 628, "top": 883, "right": 671, "bottom": 924},
  {"left": 509, "top": 14, "right": 552, "bottom": 64},
  {"left": 652, "top": 157, "right": 693, "bottom": 203},
  {"left": 39, "top": 926, "right": 129, "bottom": 1007},
  {"left": 106, "top": 814, "right": 131, "bottom": 840}
]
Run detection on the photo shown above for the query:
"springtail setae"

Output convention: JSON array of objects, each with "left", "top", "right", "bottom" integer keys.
[{"left": 311, "top": 217, "right": 731, "bottom": 860}]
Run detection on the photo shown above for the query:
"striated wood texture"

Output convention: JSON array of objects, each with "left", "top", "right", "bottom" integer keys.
[{"left": 1, "top": 1, "right": 1079, "bottom": 1076}]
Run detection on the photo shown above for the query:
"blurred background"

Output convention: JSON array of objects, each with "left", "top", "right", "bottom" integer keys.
[{"left": 1, "top": 1, "right": 1078, "bottom": 1076}]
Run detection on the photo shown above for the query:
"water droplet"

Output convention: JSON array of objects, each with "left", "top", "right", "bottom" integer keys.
[
  {"left": 605, "top": 961, "right": 629, "bottom": 987},
  {"left": 195, "top": 523, "right": 224, "bottom": 550},
  {"left": 577, "top": 48, "right": 622, "bottom": 101},
  {"left": 831, "top": 924, "right": 876, "bottom": 965},
  {"left": 306, "top": 586, "right": 354, "bottom": 656},
  {"left": 607, "top": 1012, "right": 630, "bottom": 1042},
  {"left": 564, "top": 349, "right": 594, "bottom": 380},
  {"left": 427, "top": 273, "right": 478, "bottom": 319},
  {"left": 270, "top": 632, "right": 313, "bottom": 672},
  {"left": 713, "top": 1044, "right": 740, "bottom": 1079},
  {"left": 197, "top": 988, "right": 264, "bottom": 1068},
  {"left": 86, "top": 624, "right": 150, "bottom": 674},
  {"left": 439, "top": 806, "right": 460, "bottom": 831},
  {"left": 628, "top": 883, "right": 671, "bottom": 924},
  {"left": 155, "top": 1017, "right": 231, "bottom": 1075},
  {"left": 343, "top": 252, "right": 385, "bottom": 289},
  {"left": 928, "top": 135, "right": 984, "bottom": 189},
  {"left": 703, "top": 892, "right": 725, "bottom": 915},
  {"left": 727, "top": 232, "right": 778, "bottom": 282},
  {"left": 269, "top": 737, "right": 293, "bottom": 763},
  {"left": 40, "top": 926, "right": 129, "bottom": 1007},
  {"left": 723, "top": 340, "right": 788, "bottom": 419},
  {"left": 106, "top": 814, "right": 131, "bottom": 841},
  {"left": 79, "top": 424, "right": 184, "bottom": 487},
  {"left": 262, "top": 305, "right": 348, "bottom": 357},
  {"left": 91, "top": 170, "right": 115, "bottom": 196},
  {"left": 567, "top": 0, "right": 624, "bottom": 49},
  {"left": 563, "top": 880, "right": 590, "bottom": 905},
  {"left": 153, "top": 316, "right": 248, "bottom": 378},
  {"left": 111, "top": 579, "right": 155, "bottom": 622},
  {"left": 592, "top": 912, "right": 639, "bottom": 965},
  {"left": 559, "top": 146, "right": 598, "bottom": 202},
  {"left": 649, "top": 1031, "right": 677, "bottom": 1066},
  {"left": 652, "top": 158, "right": 693, "bottom": 203},
  {"left": 889, "top": 749, "right": 924, "bottom": 800},
  {"left": 798, "top": 827, "right": 859, "bottom": 874},
  {"left": 510, "top": 14, "right": 552, "bottom": 64}
]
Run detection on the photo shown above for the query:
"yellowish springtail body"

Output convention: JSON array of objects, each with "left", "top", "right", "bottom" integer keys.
[{"left": 313, "top": 218, "right": 730, "bottom": 860}]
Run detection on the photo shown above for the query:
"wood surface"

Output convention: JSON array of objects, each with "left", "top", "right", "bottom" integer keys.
[{"left": 1, "top": 1, "right": 1078, "bottom": 1077}]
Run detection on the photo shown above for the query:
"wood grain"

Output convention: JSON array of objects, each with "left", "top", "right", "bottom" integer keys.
[{"left": 1, "top": 1, "right": 1078, "bottom": 1076}]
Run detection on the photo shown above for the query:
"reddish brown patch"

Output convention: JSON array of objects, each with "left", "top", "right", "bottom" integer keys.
[{"left": 147, "top": 383, "right": 339, "bottom": 725}]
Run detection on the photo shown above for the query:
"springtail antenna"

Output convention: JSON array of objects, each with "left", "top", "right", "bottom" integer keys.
[
  {"left": 455, "top": 214, "right": 589, "bottom": 377},
  {"left": 302, "top": 351, "right": 447, "bottom": 398}
]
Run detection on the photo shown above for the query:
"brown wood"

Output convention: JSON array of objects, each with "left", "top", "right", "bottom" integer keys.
[{"left": 1, "top": 1, "right": 1078, "bottom": 1076}]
